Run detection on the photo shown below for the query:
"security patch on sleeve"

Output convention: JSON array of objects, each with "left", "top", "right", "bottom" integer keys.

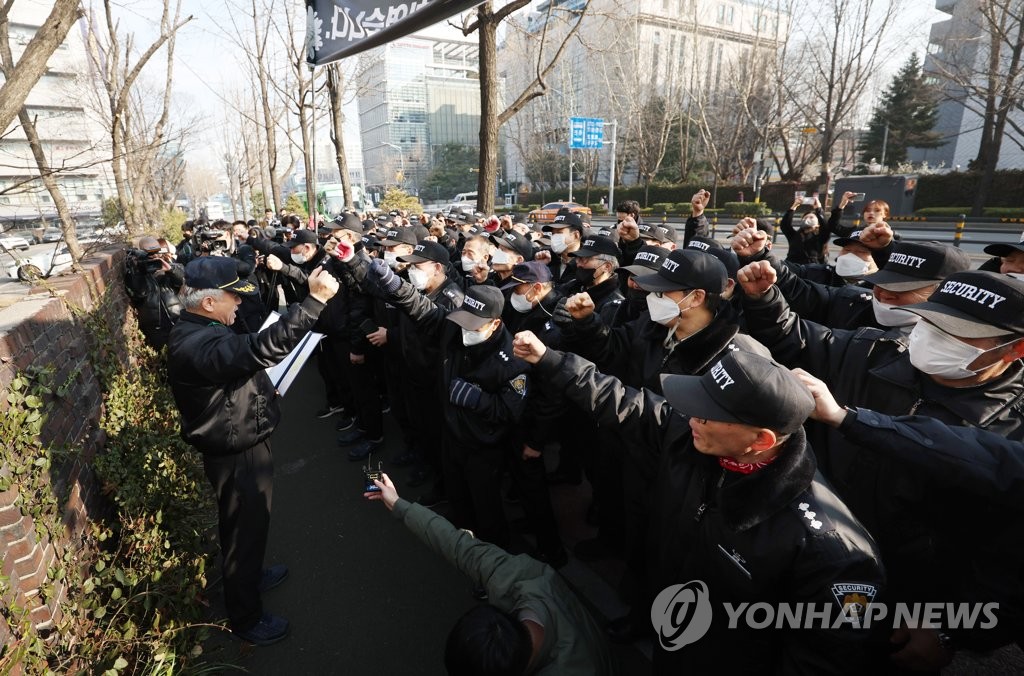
[
  {"left": 509, "top": 374, "right": 528, "bottom": 397},
  {"left": 831, "top": 582, "right": 877, "bottom": 622}
]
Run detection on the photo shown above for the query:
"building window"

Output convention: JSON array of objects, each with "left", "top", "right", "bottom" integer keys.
[{"left": 717, "top": 4, "right": 733, "bottom": 24}]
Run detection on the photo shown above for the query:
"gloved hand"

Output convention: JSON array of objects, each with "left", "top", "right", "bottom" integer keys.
[
  {"left": 449, "top": 378, "right": 483, "bottom": 410},
  {"left": 368, "top": 258, "right": 401, "bottom": 294},
  {"left": 552, "top": 297, "right": 574, "bottom": 328}
]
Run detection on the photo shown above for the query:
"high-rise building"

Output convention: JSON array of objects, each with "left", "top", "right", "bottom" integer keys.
[
  {"left": 915, "top": 0, "right": 1024, "bottom": 169},
  {"left": 0, "top": 1, "right": 116, "bottom": 231},
  {"left": 357, "top": 23, "right": 480, "bottom": 195},
  {"left": 500, "top": 0, "right": 788, "bottom": 188}
]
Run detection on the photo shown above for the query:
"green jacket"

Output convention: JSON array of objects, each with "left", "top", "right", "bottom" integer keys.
[{"left": 393, "top": 499, "right": 613, "bottom": 675}]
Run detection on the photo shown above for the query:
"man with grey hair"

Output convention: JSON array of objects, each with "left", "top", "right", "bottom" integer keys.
[{"left": 167, "top": 256, "right": 338, "bottom": 646}]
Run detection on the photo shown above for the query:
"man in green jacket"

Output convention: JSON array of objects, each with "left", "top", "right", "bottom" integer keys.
[{"left": 364, "top": 474, "right": 613, "bottom": 675}]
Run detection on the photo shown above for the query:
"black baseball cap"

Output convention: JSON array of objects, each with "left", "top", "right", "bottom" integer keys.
[
  {"left": 661, "top": 351, "right": 815, "bottom": 434},
  {"left": 572, "top": 234, "right": 618, "bottom": 258},
  {"left": 379, "top": 228, "right": 418, "bottom": 247},
  {"left": 447, "top": 285, "right": 504, "bottom": 330},
  {"left": 500, "top": 261, "right": 553, "bottom": 290},
  {"left": 543, "top": 212, "right": 584, "bottom": 233},
  {"left": 688, "top": 238, "right": 740, "bottom": 280},
  {"left": 861, "top": 242, "right": 972, "bottom": 292},
  {"left": 291, "top": 229, "right": 318, "bottom": 246},
  {"left": 899, "top": 271, "right": 1024, "bottom": 338},
  {"left": 399, "top": 240, "right": 450, "bottom": 265},
  {"left": 635, "top": 249, "right": 728, "bottom": 294},
  {"left": 620, "top": 245, "right": 667, "bottom": 277},
  {"left": 637, "top": 222, "right": 669, "bottom": 243},
  {"left": 332, "top": 213, "right": 364, "bottom": 235},
  {"left": 833, "top": 230, "right": 863, "bottom": 247},
  {"left": 983, "top": 231, "right": 1024, "bottom": 257},
  {"left": 185, "top": 257, "right": 258, "bottom": 297},
  {"left": 490, "top": 230, "right": 533, "bottom": 260},
  {"left": 410, "top": 224, "right": 430, "bottom": 241}
]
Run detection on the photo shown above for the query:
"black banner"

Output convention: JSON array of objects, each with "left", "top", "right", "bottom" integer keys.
[{"left": 305, "top": 0, "right": 483, "bottom": 66}]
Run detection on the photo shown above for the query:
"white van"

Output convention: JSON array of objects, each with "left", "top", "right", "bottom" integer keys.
[{"left": 451, "top": 192, "right": 477, "bottom": 205}]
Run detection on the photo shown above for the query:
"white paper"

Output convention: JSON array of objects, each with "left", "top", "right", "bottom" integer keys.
[{"left": 260, "top": 312, "right": 324, "bottom": 396}]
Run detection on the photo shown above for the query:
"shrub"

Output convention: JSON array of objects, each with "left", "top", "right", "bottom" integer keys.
[
  {"left": 651, "top": 202, "right": 674, "bottom": 214},
  {"left": 723, "top": 202, "right": 772, "bottom": 216}
]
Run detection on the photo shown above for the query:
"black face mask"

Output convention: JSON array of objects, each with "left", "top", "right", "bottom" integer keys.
[
  {"left": 575, "top": 265, "right": 597, "bottom": 286},
  {"left": 627, "top": 287, "right": 647, "bottom": 302}
]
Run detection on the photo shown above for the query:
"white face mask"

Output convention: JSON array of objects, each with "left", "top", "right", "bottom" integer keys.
[
  {"left": 834, "top": 252, "right": 872, "bottom": 278},
  {"left": 802, "top": 218, "right": 818, "bottom": 229},
  {"left": 384, "top": 251, "right": 399, "bottom": 269},
  {"left": 646, "top": 291, "right": 692, "bottom": 326},
  {"left": 461, "top": 256, "right": 476, "bottom": 272},
  {"left": 409, "top": 266, "right": 431, "bottom": 290},
  {"left": 290, "top": 248, "right": 309, "bottom": 264},
  {"left": 908, "top": 321, "right": 1014, "bottom": 379},
  {"left": 1008, "top": 272, "right": 1024, "bottom": 281},
  {"left": 462, "top": 325, "right": 493, "bottom": 346},
  {"left": 510, "top": 291, "right": 534, "bottom": 313},
  {"left": 871, "top": 297, "right": 919, "bottom": 328},
  {"left": 550, "top": 233, "right": 567, "bottom": 254},
  {"left": 491, "top": 249, "right": 512, "bottom": 265}
]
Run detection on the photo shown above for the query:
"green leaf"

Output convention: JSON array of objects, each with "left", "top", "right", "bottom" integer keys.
[
  {"left": 114, "top": 568, "right": 126, "bottom": 585},
  {"left": 94, "top": 606, "right": 106, "bottom": 619},
  {"left": 95, "top": 560, "right": 106, "bottom": 573},
  {"left": 110, "top": 587, "right": 122, "bottom": 600},
  {"left": 113, "top": 657, "right": 128, "bottom": 669},
  {"left": 24, "top": 395, "right": 43, "bottom": 409}
]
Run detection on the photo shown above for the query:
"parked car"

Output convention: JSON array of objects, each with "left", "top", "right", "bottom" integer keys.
[
  {"left": 4, "top": 245, "right": 73, "bottom": 281},
  {"left": 36, "top": 227, "right": 63, "bottom": 244},
  {"left": 527, "top": 201, "right": 592, "bottom": 223},
  {"left": 0, "top": 234, "right": 31, "bottom": 251}
]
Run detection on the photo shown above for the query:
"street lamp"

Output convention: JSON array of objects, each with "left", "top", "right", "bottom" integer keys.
[{"left": 382, "top": 142, "right": 405, "bottom": 187}]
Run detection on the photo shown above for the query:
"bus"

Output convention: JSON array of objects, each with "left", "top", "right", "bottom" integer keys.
[{"left": 305, "top": 183, "right": 378, "bottom": 217}]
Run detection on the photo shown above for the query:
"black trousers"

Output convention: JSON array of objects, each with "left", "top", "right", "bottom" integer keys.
[
  {"left": 509, "top": 452, "right": 562, "bottom": 556},
  {"left": 443, "top": 440, "right": 509, "bottom": 549},
  {"left": 203, "top": 440, "right": 274, "bottom": 630}
]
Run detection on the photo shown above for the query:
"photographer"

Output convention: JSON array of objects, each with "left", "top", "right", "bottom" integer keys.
[
  {"left": 192, "top": 220, "right": 267, "bottom": 333},
  {"left": 123, "top": 236, "right": 184, "bottom": 350}
]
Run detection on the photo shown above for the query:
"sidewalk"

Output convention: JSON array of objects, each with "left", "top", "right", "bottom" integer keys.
[{"left": 202, "top": 364, "right": 651, "bottom": 675}]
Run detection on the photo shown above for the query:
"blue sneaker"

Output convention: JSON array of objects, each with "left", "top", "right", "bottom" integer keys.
[
  {"left": 259, "top": 564, "right": 289, "bottom": 592},
  {"left": 233, "top": 613, "right": 289, "bottom": 646},
  {"left": 347, "top": 438, "right": 382, "bottom": 462}
]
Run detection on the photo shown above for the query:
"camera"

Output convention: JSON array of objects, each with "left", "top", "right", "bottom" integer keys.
[
  {"left": 127, "top": 247, "right": 164, "bottom": 273},
  {"left": 192, "top": 224, "right": 231, "bottom": 255}
]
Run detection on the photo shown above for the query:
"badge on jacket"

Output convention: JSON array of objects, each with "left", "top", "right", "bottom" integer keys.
[
  {"left": 831, "top": 582, "right": 878, "bottom": 622},
  {"left": 509, "top": 374, "right": 527, "bottom": 397}
]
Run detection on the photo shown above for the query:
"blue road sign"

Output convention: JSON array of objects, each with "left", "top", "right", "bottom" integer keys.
[{"left": 569, "top": 117, "right": 604, "bottom": 149}]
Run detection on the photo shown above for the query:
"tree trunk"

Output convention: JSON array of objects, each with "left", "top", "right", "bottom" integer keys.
[
  {"left": 327, "top": 64, "right": 353, "bottom": 209},
  {"left": 0, "top": 0, "right": 83, "bottom": 136},
  {"left": 476, "top": 3, "right": 499, "bottom": 215}
]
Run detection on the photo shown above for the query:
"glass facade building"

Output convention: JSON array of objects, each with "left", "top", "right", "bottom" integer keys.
[{"left": 358, "top": 26, "right": 481, "bottom": 193}]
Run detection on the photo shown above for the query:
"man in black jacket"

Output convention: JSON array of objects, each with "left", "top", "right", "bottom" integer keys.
[
  {"left": 344, "top": 247, "right": 530, "bottom": 549},
  {"left": 511, "top": 339, "right": 885, "bottom": 674},
  {"left": 738, "top": 264, "right": 1024, "bottom": 670},
  {"left": 167, "top": 256, "right": 338, "bottom": 646}
]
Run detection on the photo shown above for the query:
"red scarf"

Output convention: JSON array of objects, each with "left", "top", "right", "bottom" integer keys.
[{"left": 719, "top": 454, "right": 779, "bottom": 475}]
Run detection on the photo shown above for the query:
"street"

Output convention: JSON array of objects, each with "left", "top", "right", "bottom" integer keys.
[{"left": 200, "top": 363, "right": 650, "bottom": 675}]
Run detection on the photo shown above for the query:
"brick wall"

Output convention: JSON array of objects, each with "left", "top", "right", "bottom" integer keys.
[{"left": 0, "top": 248, "right": 131, "bottom": 652}]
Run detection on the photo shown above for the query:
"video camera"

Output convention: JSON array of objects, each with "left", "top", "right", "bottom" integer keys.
[
  {"left": 126, "top": 247, "right": 165, "bottom": 274},
  {"left": 192, "top": 222, "right": 231, "bottom": 255}
]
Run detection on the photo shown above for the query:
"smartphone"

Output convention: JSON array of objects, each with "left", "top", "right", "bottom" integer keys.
[
  {"left": 801, "top": 197, "right": 815, "bottom": 205},
  {"left": 794, "top": 191, "right": 806, "bottom": 200},
  {"left": 851, "top": 193, "right": 866, "bottom": 202}
]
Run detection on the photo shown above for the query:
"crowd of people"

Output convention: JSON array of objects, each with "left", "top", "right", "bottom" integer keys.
[{"left": 123, "top": 190, "right": 1024, "bottom": 674}]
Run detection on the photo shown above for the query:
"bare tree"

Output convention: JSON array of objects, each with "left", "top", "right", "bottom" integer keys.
[
  {"left": 326, "top": 62, "right": 353, "bottom": 209},
  {"left": 461, "top": 0, "right": 590, "bottom": 214},
  {"left": 0, "top": 24, "right": 84, "bottom": 262},
  {"left": 85, "top": 0, "right": 192, "bottom": 233},
  {"left": 0, "top": 0, "right": 83, "bottom": 137},
  {"left": 182, "top": 165, "right": 221, "bottom": 217},
  {"left": 929, "top": 0, "right": 1024, "bottom": 215},
  {"left": 796, "top": 0, "right": 902, "bottom": 186}
]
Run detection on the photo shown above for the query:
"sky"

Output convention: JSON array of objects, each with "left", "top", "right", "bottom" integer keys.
[{"left": 111, "top": 0, "right": 950, "bottom": 179}]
